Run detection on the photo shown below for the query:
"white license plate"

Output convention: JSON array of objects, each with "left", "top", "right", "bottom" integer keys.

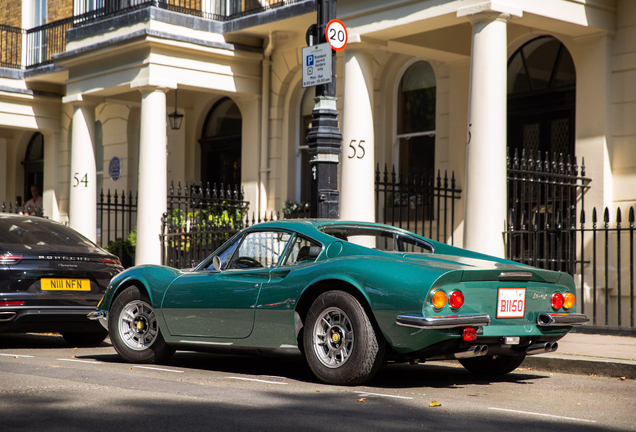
[{"left": 497, "top": 288, "right": 526, "bottom": 319}]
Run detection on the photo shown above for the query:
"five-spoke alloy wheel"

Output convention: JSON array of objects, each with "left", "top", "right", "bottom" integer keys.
[
  {"left": 108, "top": 285, "right": 174, "bottom": 364},
  {"left": 304, "top": 290, "right": 385, "bottom": 385}
]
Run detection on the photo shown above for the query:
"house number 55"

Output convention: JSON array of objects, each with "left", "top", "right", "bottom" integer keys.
[{"left": 348, "top": 140, "right": 366, "bottom": 159}]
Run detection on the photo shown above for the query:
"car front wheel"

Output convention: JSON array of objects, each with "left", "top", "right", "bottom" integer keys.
[
  {"left": 459, "top": 353, "right": 526, "bottom": 375},
  {"left": 303, "top": 290, "right": 385, "bottom": 385},
  {"left": 108, "top": 285, "right": 175, "bottom": 364}
]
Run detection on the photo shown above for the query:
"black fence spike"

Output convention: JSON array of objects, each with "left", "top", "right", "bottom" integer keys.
[
  {"left": 604, "top": 207, "right": 610, "bottom": 225},
  {"left": 592, "top": 207, "right": 597, "bottom": 225},
  {"left": 580, "top": 208, "right": 585, "bottom": 225},
  {"left": 617, "top": 207, "right": 622, "bottom": 225},
  {"left": 630, "top": 207, "right": 635, "bottom": 225},
  {"left": 581, "top": 157, "right": 586, "bottom": 177}
]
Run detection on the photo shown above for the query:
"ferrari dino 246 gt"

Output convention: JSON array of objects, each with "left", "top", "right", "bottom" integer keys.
[{"left": 89, "top": 220, "right": 588, "bottom": 385}]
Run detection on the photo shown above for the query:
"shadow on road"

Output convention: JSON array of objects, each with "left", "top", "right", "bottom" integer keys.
[{"left": 0, "top": 332, "right": 111, "bottom": 349}]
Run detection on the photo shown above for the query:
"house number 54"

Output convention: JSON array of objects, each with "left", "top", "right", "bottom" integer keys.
[
  {"left": 348, "top": 140, "right": 366, "bottom": 159},
  {"left": 73, "top": 173, "right": 89, "bottom": 187}
]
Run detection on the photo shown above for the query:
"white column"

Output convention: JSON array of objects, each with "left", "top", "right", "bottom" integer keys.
[
  {"left": 135, "top": 86, "right": 169, "bottom": 265},
  {"left": 340, "top": 42, "right": 376, "bottom": 222},
  {"left": 66, "top": 96, "right": 97, "bottom": 242},
  {"left": 461, "top": 11, "right": 512, "bottom": 257}
]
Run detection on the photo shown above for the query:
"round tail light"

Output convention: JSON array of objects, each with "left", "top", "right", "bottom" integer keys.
[
  {"left": 449, "top": 291, "right": 464, "bottom": 309},
  {"left": 551, "top": 292, "right": 565, "bottom": 310},
  {"left": 563, "top": 292, "right": 575, "bottom": 310},
  {"left": 431, "top": 290, "right": 448, "bottom": 310}
]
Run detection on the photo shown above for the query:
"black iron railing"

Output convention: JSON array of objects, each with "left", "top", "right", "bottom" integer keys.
[
  {"left": 577, "top": 207, "right": 635, "bottom": 331},
  {"left": 506, "top": 148, "right": 591, "bottom": 272},
  {"left": 375, "top": 164, "right": 462, "bottom": 245},
  {"left": 1, "top": 201, "right": 44, "bottom": 216},
  {"left": 97, "top": 189, "right": 138, "bottom": 267},
  {"left": 24, "top": 16, "right": 73, "bottom": 67},
  {"left": 1, "top": 24, "right": 23, "bottom": 69},
  {"left": 508, "top": 206, "right": 635, "bottom": 333},
  {"left": 161, "top": 181, "right": 249, "bottom": 269}
]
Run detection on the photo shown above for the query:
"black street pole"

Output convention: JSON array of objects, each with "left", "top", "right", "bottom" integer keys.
[{"left": 306, "top": 0, "right": 342, "bottom": 218}]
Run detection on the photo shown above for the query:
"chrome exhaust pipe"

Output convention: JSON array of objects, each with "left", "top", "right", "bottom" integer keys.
[
  {"left": 526, "top": 342, "right": 558, "bottom": 355},
  {"left": 0, "top": 311, "right": 16, "bottom": 322},
  {"left": 452, "top": 345, "right": 489, "bottom": 359}
]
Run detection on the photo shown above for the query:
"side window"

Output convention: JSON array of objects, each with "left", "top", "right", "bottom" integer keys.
[
  {"left": 283, "top": 236, "right": 322, "bottom": 266},
  {"left": 205, "top": 234, "right": 242, "bottom": 270},
  {"left": 228, "top": 231, "right": 292, "bottom": 269}
]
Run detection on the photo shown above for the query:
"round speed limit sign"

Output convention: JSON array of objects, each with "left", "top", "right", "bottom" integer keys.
[{"left": 326, "top": 19, "right": 348, "bottom": 51}]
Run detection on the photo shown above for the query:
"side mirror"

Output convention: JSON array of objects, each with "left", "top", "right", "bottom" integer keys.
[{"left": 212, "top": 256, "right": 222, "bottom": 272}]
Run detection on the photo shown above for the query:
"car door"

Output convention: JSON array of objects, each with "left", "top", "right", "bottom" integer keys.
[{"left": 162, "top": 230, "right": 292, "bottom": 339}]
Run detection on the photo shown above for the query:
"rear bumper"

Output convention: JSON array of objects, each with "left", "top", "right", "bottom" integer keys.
[
  {"left": 0, "top": 306, "right": 103, "bottom": 333},
  {"left": 396, "top": 313, "right": 491, "bottom": 329},
  {"left": 87, "top": 310, "right": 108, "bottom": 330},
  {"left": 537, "top": 313, "right": 589, "bottom": 326}
]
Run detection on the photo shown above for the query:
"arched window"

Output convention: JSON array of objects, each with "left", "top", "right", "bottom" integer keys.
[
  {"left": 397, "top": 61, "right": 436, "bottom": 177},
  {"left": 199, "top": 98, "right": 242, "bottom": 188},
  {"left": 23, "top": 132, "right": 44, "bottom": 206},
  {"left": 507, "top": 36, "right": 576, "bottom": 158}
]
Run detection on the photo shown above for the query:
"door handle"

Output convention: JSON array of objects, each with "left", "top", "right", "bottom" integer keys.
[{"left": 270, "top": 269, "right": 291, "bottom": 279}]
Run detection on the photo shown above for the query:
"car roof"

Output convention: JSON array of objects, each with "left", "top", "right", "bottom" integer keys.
[{"left": 246, "top": 219, "right": 435, "bottom": 246}]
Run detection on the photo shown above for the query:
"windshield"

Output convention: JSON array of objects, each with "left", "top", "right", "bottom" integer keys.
[
  {"left": 320, "top": 225, "right": 433, "bottom": 253},
  {"left": 0, "top": 216, "right": 102, "bottom": 253}
]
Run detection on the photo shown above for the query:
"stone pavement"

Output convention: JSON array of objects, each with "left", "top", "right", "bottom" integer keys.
[{"left": 522, "top": 331, "right": 636, "bottom": 379}]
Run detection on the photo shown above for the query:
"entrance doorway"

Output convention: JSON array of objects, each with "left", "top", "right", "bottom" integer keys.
[
  {"left": 23, "top": 132, "right": 44, "bottom": 208},
  {"left": 199, "top": 98, "right": 242, "bottom": 189},
  {"left": 507, "top": 36, "right": 576, "bottom": 159}
]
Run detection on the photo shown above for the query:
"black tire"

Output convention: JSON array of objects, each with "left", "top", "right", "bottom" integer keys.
[
  {"left": 459, "top": 353, "right": 527, "bottom": 375},
  {"left": 108, "top": 285, "right": 175, "bottom": 364},
  {"left": 62, "top": 329, "right": 108, "bottom": 347},
  {"left": 303, "top": 290, "right": 385, "bottom": 385}
]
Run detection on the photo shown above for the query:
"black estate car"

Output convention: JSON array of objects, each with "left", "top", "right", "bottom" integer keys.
[{"left": 0, "top": 214, "right": 124, "bottom": 345}]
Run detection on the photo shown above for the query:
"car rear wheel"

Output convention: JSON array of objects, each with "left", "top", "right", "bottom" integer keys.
[
  {"left": 459, "top": 353, "right": 526, "bottom": 375},
  {"left": 303, "top": 291, "right": 385, "bottom": 385},
  {"left": 108, "top": 285, "right": 175, "bottom": 363},
  {"left": 62, "top": 329, "right": 109, "bottom": 347}
]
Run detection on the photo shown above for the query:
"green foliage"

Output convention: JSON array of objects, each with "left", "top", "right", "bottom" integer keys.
[
  {"left": 283, "top": 199, "right": 310, "bottom": 216},
  {"left": 106, "top": 228, "right": 136, "bottom": 256}
]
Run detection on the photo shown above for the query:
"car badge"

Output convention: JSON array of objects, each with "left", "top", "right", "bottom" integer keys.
[{"left": 532, "top": 293, "right": 548, "bottom": 300}]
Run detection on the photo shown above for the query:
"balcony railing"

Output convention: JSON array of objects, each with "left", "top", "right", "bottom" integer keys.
[
  {"left": 1, "top": 24, "right": 23, "bottom": 69},
  {"left": 2, "top": 0, "right": 305, "bottom": 70}
]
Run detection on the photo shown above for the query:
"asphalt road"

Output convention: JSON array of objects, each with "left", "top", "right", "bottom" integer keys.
[{"left": 0, "top": 333, "right": 634, "bottom": 432}]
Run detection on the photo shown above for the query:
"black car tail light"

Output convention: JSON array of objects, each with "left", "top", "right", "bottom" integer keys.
[
  {"left": 102, "top": 259, "right": 122, "bottom": 266},
  {"left": 0, "top": 255, "right": 22, "bottom": 265},
  {"left": 0, "top": 301, "right": 24, "bottom": 306}
]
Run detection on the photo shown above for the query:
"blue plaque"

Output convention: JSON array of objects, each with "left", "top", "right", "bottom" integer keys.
[{"left": 108, "top": 156, "right": 122, "bottom": 181}]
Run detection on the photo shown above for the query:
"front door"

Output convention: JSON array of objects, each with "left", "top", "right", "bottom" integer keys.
[{"left": 161, "top": 230, "right": 292, "bottom": 338}]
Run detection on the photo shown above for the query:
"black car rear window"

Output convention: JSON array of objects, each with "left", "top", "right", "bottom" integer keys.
[{"left": 0, "top": 217, "right": 100, "bottom": 253}]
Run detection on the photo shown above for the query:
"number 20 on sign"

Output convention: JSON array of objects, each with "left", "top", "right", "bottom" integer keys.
[{"left": 326, "top": 19, "right": 347, "bottom": 51}]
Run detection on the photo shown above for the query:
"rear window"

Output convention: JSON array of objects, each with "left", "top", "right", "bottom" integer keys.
[
  {"left": 320, "top": 225, "right": 433, "bottom": 254},
  {"left": 0, "top": 216, "right": 101, "bottom": 253}
]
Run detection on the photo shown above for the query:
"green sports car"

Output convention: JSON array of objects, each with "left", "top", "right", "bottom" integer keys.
[{"left": 89, "top": 220, "right": 588, "bottom": 385}]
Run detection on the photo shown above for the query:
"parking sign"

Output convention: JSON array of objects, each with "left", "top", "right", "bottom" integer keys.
[{"left": 302, "top": 43, "right": 332, "bottom": 88}]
